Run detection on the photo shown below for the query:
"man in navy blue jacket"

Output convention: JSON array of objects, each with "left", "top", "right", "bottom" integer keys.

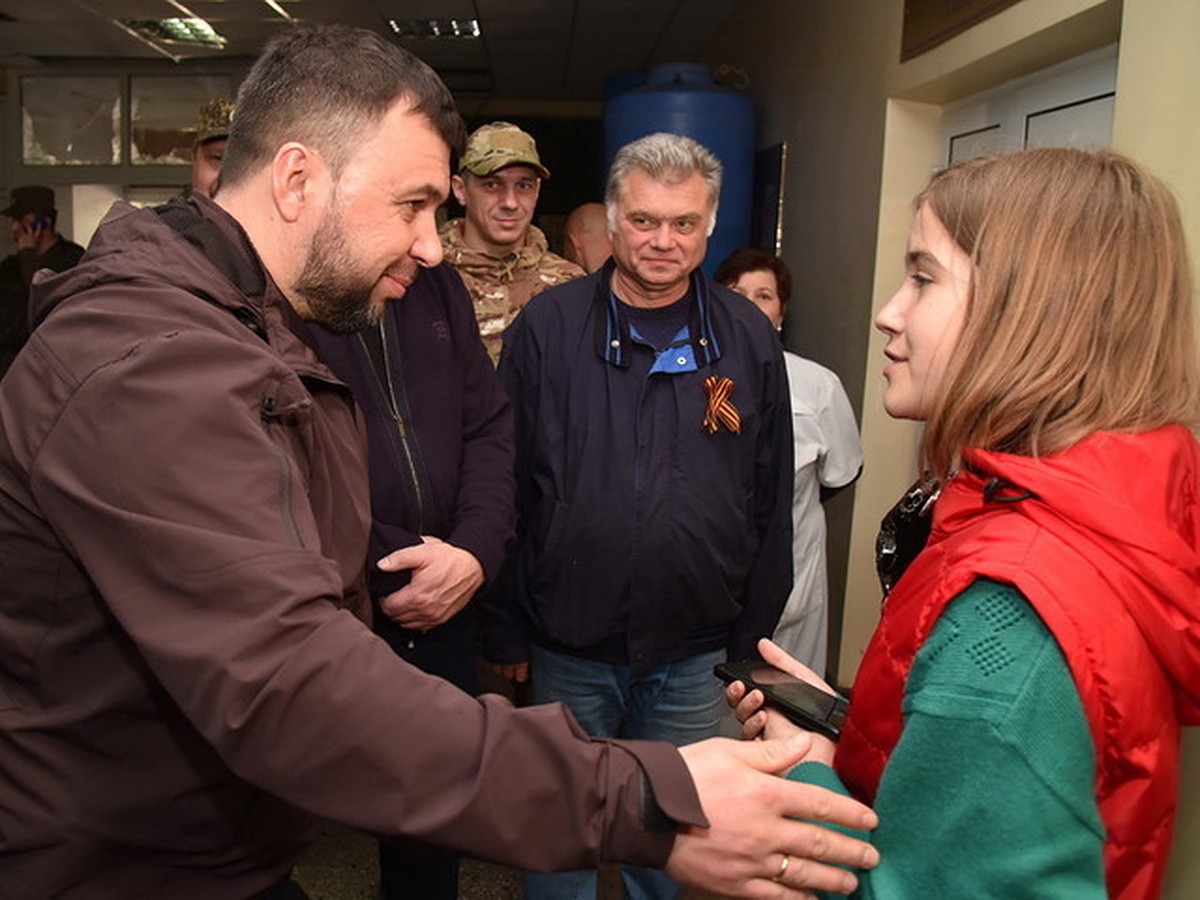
[
  {"left": 312, "top": 261, "right": 515, "bottom": 900},
  {"left": 485, "top": 133, "right": 794, "bottom": 900}
]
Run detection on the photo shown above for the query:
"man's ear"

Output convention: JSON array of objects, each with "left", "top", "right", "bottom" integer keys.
[
  {"left": 271, "top": 142, "right": 322, "bottom": 224},
  {"left": 450, "top": 173, "right": 467, "bottom": 207}
]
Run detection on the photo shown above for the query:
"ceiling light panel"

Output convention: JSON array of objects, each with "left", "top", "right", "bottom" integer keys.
[
  {"left": 121, "top": 17, "right": 227, "bottom": 47},
  {"left": 388, "top": 18, "right": 481, "bottom": 39}
]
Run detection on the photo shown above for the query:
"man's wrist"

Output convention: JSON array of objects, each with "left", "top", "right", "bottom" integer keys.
[{"left": 457, "top": 545, "right": 485, "bottom": 583}]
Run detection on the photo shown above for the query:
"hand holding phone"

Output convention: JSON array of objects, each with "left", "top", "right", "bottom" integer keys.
[
  {"left": 715, "top": 658, "right": 848, "bottom": 740},
  {"left": 15, "top": 216, "right": 50, "bottom": 251}
]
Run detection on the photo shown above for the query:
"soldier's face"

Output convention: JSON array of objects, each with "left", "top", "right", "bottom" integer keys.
[
  {"left": 453, "top": 166, "right": 541, "bottom": 254},
  {"left": 191, "top": 138, "right": 227, "bottom": 199}
]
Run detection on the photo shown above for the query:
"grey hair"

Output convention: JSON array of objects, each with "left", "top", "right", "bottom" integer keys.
[{"left": 604, "top": 133, "right": 722, "bottom": 236}]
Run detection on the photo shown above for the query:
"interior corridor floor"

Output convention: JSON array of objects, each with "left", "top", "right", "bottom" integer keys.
[
  {"left": 294, "top": 820, "right": 718, "bottom": 899},
  {"left": 295, "top": 821, "right": 625, "bottom": 899}
]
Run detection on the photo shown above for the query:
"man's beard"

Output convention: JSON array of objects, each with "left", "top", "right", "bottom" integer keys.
[{"left": 293, "top": 204, "right": 380, "bottom": 335}]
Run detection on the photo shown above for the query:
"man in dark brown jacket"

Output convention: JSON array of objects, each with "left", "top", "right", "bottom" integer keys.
[{"left": 0, "top": 25, "right": 877, "bottom": 900}]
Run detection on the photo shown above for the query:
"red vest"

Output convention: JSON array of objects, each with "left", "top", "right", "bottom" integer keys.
[{"left": 836, "top": 433, "right": 1199, "bottom": 900}]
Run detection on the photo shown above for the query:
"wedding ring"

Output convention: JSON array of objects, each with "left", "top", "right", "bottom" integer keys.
[{"left": 774, "top": 853, "right": 791, "bottom": 882}]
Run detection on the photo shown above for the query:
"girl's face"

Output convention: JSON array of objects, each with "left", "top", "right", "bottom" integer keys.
[{"left": 875, "top": 203, "right": 972, "bottom": 421}]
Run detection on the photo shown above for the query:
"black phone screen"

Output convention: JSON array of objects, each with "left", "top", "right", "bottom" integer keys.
[{"left": 715, "top": 659, "right": 848, "bottom": 740}]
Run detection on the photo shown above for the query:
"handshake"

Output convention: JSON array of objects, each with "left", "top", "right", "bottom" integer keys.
[{"left": 666, "top": 639, "right": 877, "bottom": 898}]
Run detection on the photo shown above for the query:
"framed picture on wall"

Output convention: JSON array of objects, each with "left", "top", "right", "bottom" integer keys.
[
  {"left": 948, "top": 123, "right": 1000, "bottom": 166},
  {"left": 21, "top": 76, "right": 121, "bottom": 166},
  {"left": 130, "top": 75, "right": 233, "bottom": 165},
  {"left": 1024, "top": 93, "right": 1114, "bottom": 151},
  {"left": 752, "top": 142, "right": 787, "bottom": 256}
]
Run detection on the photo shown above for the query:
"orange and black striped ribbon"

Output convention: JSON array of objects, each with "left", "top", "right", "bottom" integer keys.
[{"left": 702, "top": 376, "right": 741, "bottom": 434}]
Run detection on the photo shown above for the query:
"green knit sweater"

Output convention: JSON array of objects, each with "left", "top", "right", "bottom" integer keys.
[{"left": 792, "top": 578, "right": 1106, "bottom": 898}]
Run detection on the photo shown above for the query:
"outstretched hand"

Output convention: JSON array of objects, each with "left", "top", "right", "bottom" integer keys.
[{"left": 669, "top": 734, "right": 878, "bottom": 898}]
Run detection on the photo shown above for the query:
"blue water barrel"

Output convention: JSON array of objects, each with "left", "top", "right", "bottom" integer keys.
[{"left": 603, "top": 63, "right": 755, "bottom": 278}]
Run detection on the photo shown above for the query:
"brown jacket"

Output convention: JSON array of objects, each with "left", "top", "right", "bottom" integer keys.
[{"left": 0, "top": 198, "right": 703, "bottom": 899}]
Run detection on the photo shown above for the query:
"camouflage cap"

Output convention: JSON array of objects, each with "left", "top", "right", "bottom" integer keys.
[
  {"left": 196, "top": 97, "right": 234, "bottom": 144},
  {"left": 459, "top": 121, "right": 550, "bottom": 180}
]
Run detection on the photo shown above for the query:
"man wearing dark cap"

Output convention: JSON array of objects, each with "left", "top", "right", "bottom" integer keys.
[
  {"left": 440, "top": 121, "right": 583, "bottom": 364},
  {"left": 191, "top": 97, "right": 234, "bottom": 198},
  {"left": 0, "top": 185, "right": 85, "bottom": 377}
]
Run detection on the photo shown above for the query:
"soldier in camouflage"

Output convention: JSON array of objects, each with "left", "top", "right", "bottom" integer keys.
[
  {"left": 440, "top": 121, "right": 583, "bottom": 365},
  {"left": 191, "top": 97, "right": 234, "bottom": 199}
]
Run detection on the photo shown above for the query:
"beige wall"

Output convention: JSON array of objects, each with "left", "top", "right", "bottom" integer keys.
[
  {"left": 706, "top": 0, "right": 1198, "bottom": 894},
  {"left": 1112, "top": 0, "right": 1200, "bottom": 337}
]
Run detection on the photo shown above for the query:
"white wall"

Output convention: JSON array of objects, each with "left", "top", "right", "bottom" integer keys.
[{"left": 69, "top": 184, "right": 123, "bottom": 247}]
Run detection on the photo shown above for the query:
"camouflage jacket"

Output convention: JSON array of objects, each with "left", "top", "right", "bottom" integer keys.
[{"left": 439, "top": 218, "right": 584, "bottom": 365}]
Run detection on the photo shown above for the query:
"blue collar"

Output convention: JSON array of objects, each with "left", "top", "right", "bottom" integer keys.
[{"left": 593, "top": 258, "right": 722, "bottom": 369}]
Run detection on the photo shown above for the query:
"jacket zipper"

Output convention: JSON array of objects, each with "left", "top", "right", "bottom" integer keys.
[{"left": 361, "top": 319, "right": 426, "bottom": 532}]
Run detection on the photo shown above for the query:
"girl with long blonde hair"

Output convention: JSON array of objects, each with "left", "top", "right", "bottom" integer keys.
[{"left": 733, "top": 148, "right": 1200, "bottom": 899}]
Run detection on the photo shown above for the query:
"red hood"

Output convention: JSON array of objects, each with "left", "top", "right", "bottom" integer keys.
[{"left": 938, "top": 426, "right": 1200, "bottom": 722}]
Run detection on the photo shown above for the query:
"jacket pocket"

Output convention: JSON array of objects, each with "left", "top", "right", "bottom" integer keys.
[{"left": 257, "top": 377, "right": 314, "bottom": 549}]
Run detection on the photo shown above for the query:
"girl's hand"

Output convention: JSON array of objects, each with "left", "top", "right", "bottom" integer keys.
[{"left": 724, "top": 638, "right": 839, "bottom": 766}]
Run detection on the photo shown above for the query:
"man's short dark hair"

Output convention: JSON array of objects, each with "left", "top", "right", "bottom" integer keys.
[{"left": 220, "top": 25, "right": 465, "bottom": 189}]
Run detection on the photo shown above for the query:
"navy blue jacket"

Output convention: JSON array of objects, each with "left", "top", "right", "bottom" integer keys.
[
  {"left": 485, "top": 259, "right": 793, "bottom": 675},
  {"left": 312, "top": 263, "right": 516, "bottom": 613}
]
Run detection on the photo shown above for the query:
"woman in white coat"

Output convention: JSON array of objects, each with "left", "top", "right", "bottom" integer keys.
[{"left": 716, "top": 249, "right": 862, "bottom": 675}]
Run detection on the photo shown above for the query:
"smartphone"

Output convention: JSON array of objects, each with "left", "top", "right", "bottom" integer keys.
[
  {"left": 30, "top": 216, "right": 51, "bottom": 233},
  {"left": 715, "top": 659, "right": 848, "bottom": 740}
]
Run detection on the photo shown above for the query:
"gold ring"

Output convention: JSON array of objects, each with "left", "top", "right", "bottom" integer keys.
[{"left": 774, "top": 853, "right": 790, "bottom": 882}]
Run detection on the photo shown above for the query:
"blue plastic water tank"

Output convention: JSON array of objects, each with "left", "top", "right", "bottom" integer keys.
[{"left": 603, "top": 63, "right": 755, "bottom": 278}]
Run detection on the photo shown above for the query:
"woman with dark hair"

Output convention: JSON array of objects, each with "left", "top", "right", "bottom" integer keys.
[
  {"left": 716, "top": 248, "right": 862, "bottom": 675},
  {"left": 730, "top": 148, "right": 1200, "bottom": 899}
]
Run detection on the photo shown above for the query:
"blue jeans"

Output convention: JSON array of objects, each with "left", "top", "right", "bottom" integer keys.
[{"left": 523, "top": 645, "right": 727, "bottom": 900}]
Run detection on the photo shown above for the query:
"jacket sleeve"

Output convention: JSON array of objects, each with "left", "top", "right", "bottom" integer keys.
[
  {"left": 815, "top": 368, "right": 863, "bottom": 491},
  {"left": 728, "top": 336, "right": 795, "bottom": 659},
  {"left": 480, "top": 309, "right": 537, "bottom": 664},
  {"left": 441, "top": 270, "right": 516, "bottom": 583},
  {"left": 22, "top": 324, "right": 705, "bottom": 872}
]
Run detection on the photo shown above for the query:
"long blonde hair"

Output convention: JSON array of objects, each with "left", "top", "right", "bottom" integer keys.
[{"left": 918, "top": 148, "right": 1200, "bottom": 479}]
